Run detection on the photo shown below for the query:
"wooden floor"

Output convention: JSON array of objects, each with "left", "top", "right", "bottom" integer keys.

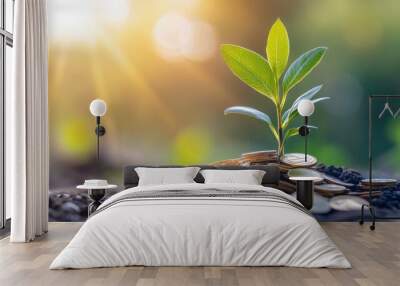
[{"left": 0, "top": 222, "right": 399, "bottom": 286}]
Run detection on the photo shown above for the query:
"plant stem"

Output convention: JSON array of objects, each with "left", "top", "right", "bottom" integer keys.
[
  {"left": 275, "top": 77, "right": 284, "bottom": 161},
  {"left": 277, "top": 108, "right": 284, "bottom": 160}
]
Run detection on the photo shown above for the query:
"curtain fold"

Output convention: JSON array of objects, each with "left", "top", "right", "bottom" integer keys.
[{"left": 8, "top": 0, "right": 49, "bottom": 242}]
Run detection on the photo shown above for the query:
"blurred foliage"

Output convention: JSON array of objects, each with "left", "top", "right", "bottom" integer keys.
[
  {"left": 57, "top": 118, "right": 94, "bottom": 161},
  {"left": 385, "top": 120, "right": 400, "bottom": 171},
  {"left": 172, "top": 128, "right": 212, "bottom": 165}
]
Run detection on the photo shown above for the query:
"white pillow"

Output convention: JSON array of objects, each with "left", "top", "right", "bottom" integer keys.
[
  {"left": 135, "top": 167, "right": 200, "bottom": 186},
  {"left": 200, "top": 169, "right": 266, "bottom": 185}
]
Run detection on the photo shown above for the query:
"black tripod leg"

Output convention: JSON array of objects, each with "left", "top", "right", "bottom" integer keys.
[
  {"left": 359, "top": 204, "right": 366, "bottom": 225},
  {"left": 369, "top": 206, "right": 376, "bottom": 231}
]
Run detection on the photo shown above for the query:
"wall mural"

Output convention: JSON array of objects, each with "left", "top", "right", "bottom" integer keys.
[{"left": 48, "top": 0, "right": 400, "bottom": 221}]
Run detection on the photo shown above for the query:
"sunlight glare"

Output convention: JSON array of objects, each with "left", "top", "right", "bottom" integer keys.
[
  {"left": 48, "top": 0, "right": 132, "bottom": 44},
  {"left": 168, "top": 0, "right": 199, "bottom": 8},
  {"left": 96, "top": 0, "right": 131, "bottom": 26},
  {"left": 153, "top": 12, "right": 217, "bottom": 62}
]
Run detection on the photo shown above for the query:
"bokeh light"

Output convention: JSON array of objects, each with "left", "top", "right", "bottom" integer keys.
[
  {"left": 153, "top": 12, "right": 192, "bottom": 60},
  {"left": 180, "top": 21, "right": 217, "bottom": 61},
  {"left": 172, "top": 128, "right": 212, "bottom": 164},
  {"left": 57, "top": 119, "right": 94, "bottom": 160},
  {"left": 153, "top": 11, "right": 217, "bottom": 61}
]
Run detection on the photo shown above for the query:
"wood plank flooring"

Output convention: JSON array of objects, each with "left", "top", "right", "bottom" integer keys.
[{"left": 0, "top": 222, "right": 399, "bottom": 286}]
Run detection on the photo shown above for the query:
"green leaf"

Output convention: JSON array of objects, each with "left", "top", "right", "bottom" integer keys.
[
  {"left": 224, "top": 106, "right": 279, "bottom": 141},
  {"left": 224, "top": 106, "right": 272, "bottom": 124},
  {"left": 282, "top": 85, "right": 323, "bottom": 124},
  {"left": 221, "top": 44, "right": 276, "bottom": 102},
  {"left": 282, "top": 47, "right": 327, "bottom": 94},
  {"left": 285, "top": 127, "right": 300, "bottom": 138},
  {"left": 282, "top": 127, "right": 299, "bottom": 145},
  {"left": 283, "top": 97, "right": 330, "bottom": 128},
  {"left": 266, "top": 18, "right": 289, "bottom": 79}
]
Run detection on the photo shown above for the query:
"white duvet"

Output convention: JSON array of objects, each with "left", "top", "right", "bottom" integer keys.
[{"left": 50, "top": 183, "right": 351, "bottom": 269}]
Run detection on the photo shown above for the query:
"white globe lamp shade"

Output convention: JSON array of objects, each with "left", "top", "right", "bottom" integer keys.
[
  {"left": 90, "top": 99, "right": 107, "bottom": 117},
  {"left": 297, "top": 99, "right": 315, "bottom": 117}
]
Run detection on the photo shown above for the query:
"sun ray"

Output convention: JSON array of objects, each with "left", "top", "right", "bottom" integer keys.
[
  {"left": 90, "top": 46, "right": 109, "bottom": 101},
  {"left": 48, "top": 44, "right": 68, "bottom": 122},
  {"left": 183, "top": 61, "right": 238, "bottom": 105},
  {"left": 96, "top": 30, "right": 178, "bottom": 133},
  {"left": 48, "top": 45, "right": 68, "bottom": 97}
]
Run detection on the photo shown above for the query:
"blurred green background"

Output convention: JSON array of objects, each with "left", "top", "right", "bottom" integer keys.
[{"left": 48, "top": 0, "right": 400, "bottom": 189}]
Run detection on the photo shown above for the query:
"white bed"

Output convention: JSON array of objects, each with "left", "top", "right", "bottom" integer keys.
[{"left": 50, "top": 183, "right": 351, "bottom": 269}]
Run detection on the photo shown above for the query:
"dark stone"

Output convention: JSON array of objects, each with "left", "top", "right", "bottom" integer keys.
[{"left": 61, "top": 202, "right": 81, "bottom": 214}]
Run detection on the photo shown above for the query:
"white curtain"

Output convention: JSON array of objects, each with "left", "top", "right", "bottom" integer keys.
[{"left": 7, "top": 0, "right": 49, "bottom": 242}]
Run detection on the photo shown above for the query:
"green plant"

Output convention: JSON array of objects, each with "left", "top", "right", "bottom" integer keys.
[{"left": 221, "top": 18, "right": 329, "bottom": 159}]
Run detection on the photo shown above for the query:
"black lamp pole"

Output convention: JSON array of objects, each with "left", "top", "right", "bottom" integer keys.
[
  {"left": 95, "top": 116, "right": 106, "bottom": 161},
  {"left": 298, "top": 116, "right": 310, "bottom": 162},
  {"left": 304, "top": 116, "right": 308, "bottom": 162}
]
